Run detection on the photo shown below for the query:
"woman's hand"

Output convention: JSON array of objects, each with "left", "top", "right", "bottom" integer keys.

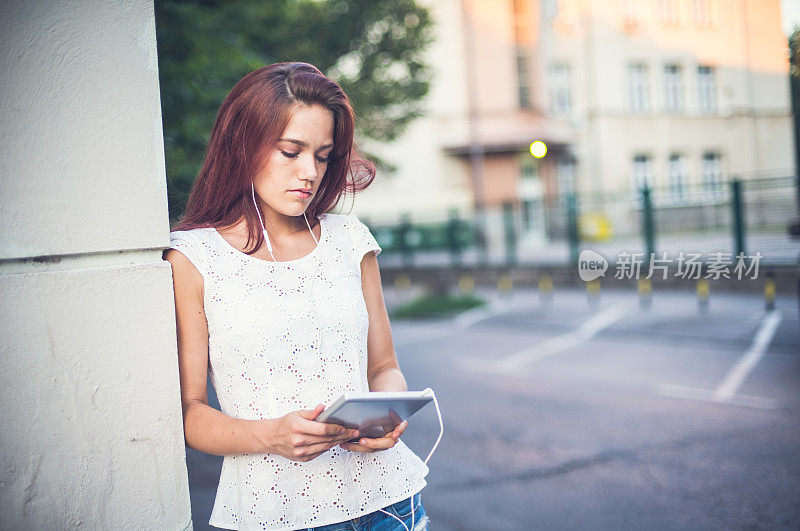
[
  {"left": 339, "top": 420, "right": 408, "bottom": 453},
  {"left": 257, "top": 404, "right": 359, "bottom": 462}
]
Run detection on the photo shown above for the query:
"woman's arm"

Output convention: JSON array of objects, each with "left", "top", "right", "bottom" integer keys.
[
  {"left": 165, "top": 248, "right": 265, "bottom": 456},
  {"left": 164, "top": 248, "right": 355, "bottom": 458},
  {"left": 339, "top": 251, "right": 409, "bottom": 452},
  {"left": 361, "top": 250, "right": 407, "bottom": 393}
]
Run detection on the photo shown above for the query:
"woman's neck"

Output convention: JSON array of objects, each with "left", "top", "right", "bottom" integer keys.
[{"left": 256, "top": 204, "right": 313, "bottom": 242}]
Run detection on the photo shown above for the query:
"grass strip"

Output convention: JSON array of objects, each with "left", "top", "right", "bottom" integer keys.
[{"left": 391, "top": 294, "right": 486, "bottom": 319}]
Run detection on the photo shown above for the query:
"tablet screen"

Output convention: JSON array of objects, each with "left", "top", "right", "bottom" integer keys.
[{"left": 318, "top": 395, "right": 432, "bottom": 439}]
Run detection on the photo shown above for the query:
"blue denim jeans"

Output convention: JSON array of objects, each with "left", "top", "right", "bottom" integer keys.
[{"left": 303, "top": 492, "right": 428, "bottom": 531}]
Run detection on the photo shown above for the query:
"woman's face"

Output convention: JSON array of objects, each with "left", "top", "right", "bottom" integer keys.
[{"left": 252, "top": 102, "right": 335, "bottom": 219}]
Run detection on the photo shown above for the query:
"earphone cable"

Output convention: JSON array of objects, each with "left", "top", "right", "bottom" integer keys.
[
  {"left": 376, "top": 388, "right": 442, "bottom": 531},
  {"left": 251, "top": 182, "right": 277, "bottom": 262}
]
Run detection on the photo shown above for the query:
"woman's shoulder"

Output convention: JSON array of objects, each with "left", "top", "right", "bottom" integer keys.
[
  {"left": 321, "top": 211, "right": 374, "bottom": 243},
  {"left": 321, "top": 212, "right": 369, "bottom": 231},
  {"left": 166, "top": 227, "right": 216, "bottom": 274},
  {"left": 169, "top": 226, "right": 214, "bottom": 237},
  {"left": 169, "top": 227, "right": 215, "bottom": 246},
  {"left": 321, "top": 212, "right": 381, "bottom": 260}
]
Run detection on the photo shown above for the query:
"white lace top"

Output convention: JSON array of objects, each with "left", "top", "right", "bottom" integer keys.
[{"left": 168, "top": 212, "right": 429, "bottom": 531}]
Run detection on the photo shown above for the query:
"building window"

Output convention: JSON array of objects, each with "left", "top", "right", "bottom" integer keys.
[
  {"left": 657, "top": 0, "right": 681, "bottom": 25},
  {"left": 631, "top": 153, "right": 653, "bottom": 198},
  {"left": 520, "top": 157, "right": 540, "bottom": 181},
  {"left": 557, "top": 156, "right": 577, "bottom": 195},
  {"left": 512, "top": 0, "right": 533, "bottom": 110},
  {"left": 668, "top": 153, "right": 688, "bottom": 203},
  {"left": 664, "top": 63, "right": 683, "bottom": 112},
  {"left": 697, "top": 65, "right": 716, "bottom": 114},
  {"left": 548, "top": 63, "right": 572, "bottom": 116},
  {"left": 701, "top": 152, "right": 724, "bottom": 200},
  {"left": 628, "top": 62, "right": 650, "bottom": 113},
  {"left": 692, "top": 0, "right": 714, "bottom": 25},
  {"left": 515, "top": 47, "right": 532, "bottom": 109},
  {"left": 521, "top": 198, "right": 534, "bottom": 229}
]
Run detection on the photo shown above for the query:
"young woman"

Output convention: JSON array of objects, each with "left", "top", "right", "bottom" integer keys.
[{"left": 163, "top": 62, "right": 430, "bottom": 530}]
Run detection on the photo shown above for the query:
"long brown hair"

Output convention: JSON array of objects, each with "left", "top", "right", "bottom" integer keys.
[{"left": 173, "top": 62, "right": 375, "bottom": 255}]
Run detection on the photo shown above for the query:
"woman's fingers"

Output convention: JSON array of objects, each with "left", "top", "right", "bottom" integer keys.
[
  {"left": 295, "top": 441, "right": 343, "bottom": 461},
  {"left": 296, "top": 404, "right": 326, "bottom": 421},
  {"left": 297, "top": 417, "right": 349, "bottom": 437},
  {"left": 339, "top": 431, "right": 401, "bottom": 453},
  {"left": 339, "top": 441, "right": 372, "bottom": 452},
  {"left": 392, "top": 420, "right": 408, "bottom": 438},
  {"left": 299, "top": 430, "right": 359, "bottom": 446}
]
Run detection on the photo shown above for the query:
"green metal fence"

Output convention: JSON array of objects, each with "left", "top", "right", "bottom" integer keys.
[{"left": 364, "top": 175, "right": 799, "bottom": 268}]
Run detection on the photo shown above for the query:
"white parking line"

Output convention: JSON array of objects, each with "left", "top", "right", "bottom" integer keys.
[
  {"left": 452, "top": 298, "right": 509, "bottom": 329},
  {"left": 658, "top": 309, "right": 782, "bottom": 409},
  {"left": 658, "top": 383, "right": 779, "bottom": 410},
  {"left": 713, "top": 310, "right": 782, "bottom": 401},
  {"left": 459, "top": 303, "right": 631, "bottom": 374}
]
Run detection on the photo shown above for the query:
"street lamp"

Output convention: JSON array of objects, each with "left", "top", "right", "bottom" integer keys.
[{"left": 530, "top": 140, "right": 547, "bottom": 158}]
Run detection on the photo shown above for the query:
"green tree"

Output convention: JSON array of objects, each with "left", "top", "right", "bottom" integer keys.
[
  {"left": 790, "top": 26, "right": 800, "bottom": 216},
  {"left": 155, "top": 0, "right": 434, "bottom": 221}
]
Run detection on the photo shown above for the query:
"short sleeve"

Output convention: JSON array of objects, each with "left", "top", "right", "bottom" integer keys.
[
  {"left": 349, "top": 213, "right": 381, "bottom": 263},
  {"left": 167, "top": 230, "right": 207, "bottom": 277}
]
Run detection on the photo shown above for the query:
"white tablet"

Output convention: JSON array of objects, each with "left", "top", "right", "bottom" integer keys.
[{"left": 316, "top": 390, "right": 434, "bottom": 439}]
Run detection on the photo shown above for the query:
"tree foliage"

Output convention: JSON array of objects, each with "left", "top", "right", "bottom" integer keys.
[
  {"left": 790, "top": 27, "right": 800, "bottom": 185},
  {"left": 154, "top": 0, "right": 434, "bottom": 220}
]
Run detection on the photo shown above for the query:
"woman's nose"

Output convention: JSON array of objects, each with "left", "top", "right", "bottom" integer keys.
[{"left": 299, "top": 153, "right": 319, "bottom": 182}]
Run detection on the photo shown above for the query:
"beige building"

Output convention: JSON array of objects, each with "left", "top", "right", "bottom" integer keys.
[{"left": 356, "top": 0, "right": 793, "bottom": 251}]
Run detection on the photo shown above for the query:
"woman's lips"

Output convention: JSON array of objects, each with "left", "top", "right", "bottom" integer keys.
[{"left": 288, "top": 190, "right": 312, "bottom": 199}]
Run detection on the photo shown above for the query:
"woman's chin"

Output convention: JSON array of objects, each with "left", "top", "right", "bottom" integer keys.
[{"left": 276, "top": 204, "right": 309, "bottom": 218}]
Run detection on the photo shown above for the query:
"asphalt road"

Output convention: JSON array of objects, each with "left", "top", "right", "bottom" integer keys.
[{"left": 186, "top": 287, "right": 800, "bottom": 530}]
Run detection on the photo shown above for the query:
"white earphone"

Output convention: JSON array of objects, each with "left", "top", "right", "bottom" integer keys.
[
  {"left": 376, "top": 388, "right": 443, "bottom": 531},
  {"left": 250, "top": 181, "right": 318, "bottom": 263}
]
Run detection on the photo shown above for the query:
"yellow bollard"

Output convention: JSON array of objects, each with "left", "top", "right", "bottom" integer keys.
[
  {"left": 458, "top": 274, "right": 475, "bottom": 295},
  {"left": 394, "top": 274, "right": 411, "bottom": 291},
  {"left": 538, "top": 274, "right": 554, "bottom": 304},
  {"left": 498, "top": 273, "right": 513, "bottom": 297},
  {"left": 696, "top": 279, "right": 709, "bottom": 313},
  {"left": 638, "top": 278, "right": 652, "bottom": 308},
  {"left": 765, "top": 274, "right": 776, "bottom": 311},
  {"left": 586, "top": 278, "right": 601, "bottom": 307}
]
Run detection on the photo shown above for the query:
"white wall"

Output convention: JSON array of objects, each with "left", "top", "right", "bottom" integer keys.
[
  {"left": 0, "top": 1, "right": 191, "bottom": 528},
  {"left": 355, "top": 0, "right": 474, "bottom": 222}
]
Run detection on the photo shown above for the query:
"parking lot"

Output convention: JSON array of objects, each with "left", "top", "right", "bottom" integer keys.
[{"left": 187, "top": 287, "right": 800, "bottom": 530}]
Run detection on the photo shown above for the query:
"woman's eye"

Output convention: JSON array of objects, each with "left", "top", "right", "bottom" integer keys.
[{"left": 280, "top": 150, "right": 328, "bottom": 163}]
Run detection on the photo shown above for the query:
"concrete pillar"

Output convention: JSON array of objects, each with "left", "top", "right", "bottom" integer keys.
[{"left": 0, "top": 1, "right": 192, "bottom": 528}]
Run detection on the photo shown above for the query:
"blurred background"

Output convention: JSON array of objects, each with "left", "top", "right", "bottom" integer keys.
[
  {"left": 155, "top": 0, "right": 800, "bottom": 529},
  {"left": 158, "top": 0, "right": 799, "bottom": 273}
]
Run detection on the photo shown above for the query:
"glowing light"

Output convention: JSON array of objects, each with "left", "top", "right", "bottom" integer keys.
[{"left": 530, "top": 141, "right": 547, "bottom": 158}]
